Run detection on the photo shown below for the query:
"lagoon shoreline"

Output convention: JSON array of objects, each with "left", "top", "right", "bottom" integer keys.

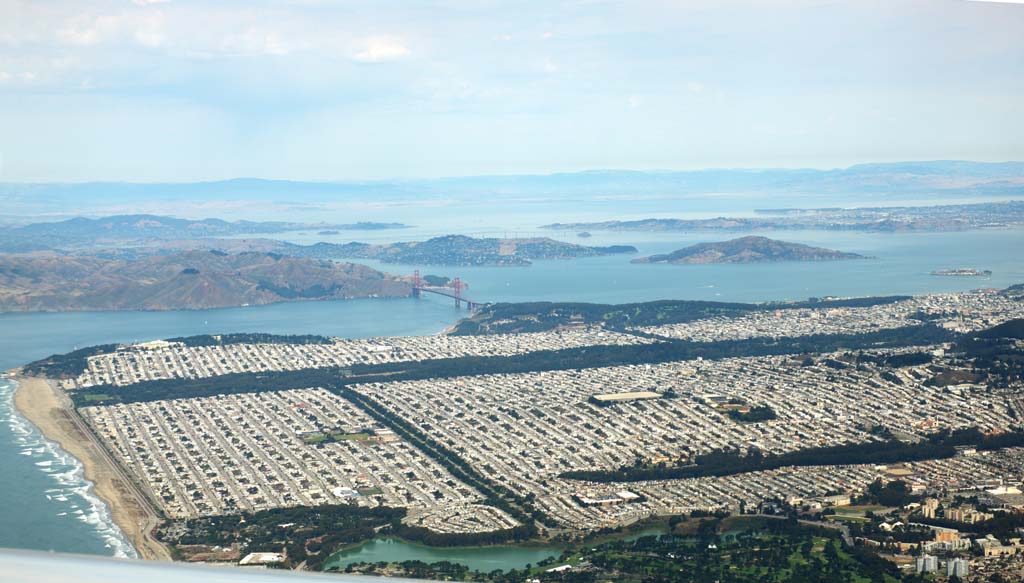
[{"left": 10, "top": 374, "right": 172, "bottom": 561}]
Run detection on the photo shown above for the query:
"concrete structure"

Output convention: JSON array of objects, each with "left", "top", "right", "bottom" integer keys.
[
  {"left": 915, "top": 554, "right": 938, "bottom": 574},
  {"left": 947, "top": 558, "right": 970, "bottom": 578},
  {"left": 239, "top": 552, "right": 284, "bottom": 566}
]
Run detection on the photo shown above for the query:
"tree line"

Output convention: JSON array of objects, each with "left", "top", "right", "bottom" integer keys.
[
  {"left": 561, "top": 428, "right": 1024, "bottom": 483},
  {"left": 450, "top": 295, "right": 910, "bottom": 335}
]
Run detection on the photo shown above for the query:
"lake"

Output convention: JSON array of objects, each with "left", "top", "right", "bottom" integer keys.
[
  {"left": 321, "top": 526, "right": 673, "bottom": 573},
  {"left": 323, "top": 538, "right": 563, "bottom": 573}
]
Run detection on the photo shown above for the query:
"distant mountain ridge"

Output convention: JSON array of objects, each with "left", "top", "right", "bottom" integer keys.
[
  {"left": 1, "top": 161, "right": 1021, "bottom": 212},
  {"left": 632, "top": 236, "right": 865, "bottom": 265},
  {"left": 0, "top": 214, "right": 408, "bottom": 252},
  {"left": 0, "top": 250, "right": 410, "bottom": 312},
  {"left": 542, "top": 200, "right": 1024, "bottom": 233}
]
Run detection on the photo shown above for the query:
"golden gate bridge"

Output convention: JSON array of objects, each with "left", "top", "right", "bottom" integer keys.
[{"left": 410, "top": 270, "right": 481, "bottom": 310}]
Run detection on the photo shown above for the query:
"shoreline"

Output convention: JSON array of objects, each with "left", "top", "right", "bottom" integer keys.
[
  {"left": 0, "top": 292, "right": 416, "bottom": 316},
  {"left": 11, "top": 374, "right": 173, "bottom": 561}
]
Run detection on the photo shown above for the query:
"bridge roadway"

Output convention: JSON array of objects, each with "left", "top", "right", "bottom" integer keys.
[{"left": 416, "top": 286, "right": 481, "bottom": 309}]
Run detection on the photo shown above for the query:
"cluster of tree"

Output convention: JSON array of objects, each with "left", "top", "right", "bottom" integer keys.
[
  {"left": 561, "top": 428, "right": 1024, "bottom": 483},
  {"left": 349, "top": 518, "right": 899, "bottom": 583},
  {"left": 23, "top": 343, "right": 120, "bottom": 378},
  {"left": 972, "top": 317, "right": 1024, "bottom": 341},
  {"left": 955, "top": 318, "right": 1024, "bottom": 388},
  {"left": 726, "top": 405, "right": 777, "bottom": 423},
  {"left": 394, "top": 524, "right": 536, "bottom": 547},
  {"left": 861, "top": 478, "right": 917, "bottom": 507},
  {"left": 166, "top": 333, "right": 333, "bottom": 347},
  {"left": 450, "top": 295, "right": 909, "bottom": 335},
  {"left": 70, "top": 323, "right": 955, "bottom": 406},
  {"left": 856, "top": 351, "right": 934, "bottom": 368},
  {"left": 156, "top": 503, "right": 404, "bottom": 570},
  {"left": 1002, "top": 283, "right": 1024, "bottom": 296},
  {"left": 336, "top": 560, "right": 473, "bottom": 580}
]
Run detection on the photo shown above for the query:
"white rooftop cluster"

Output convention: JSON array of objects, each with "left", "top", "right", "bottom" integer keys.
[
  {"left": 65, "top": 328, "right": 650, "bottom": 389},
  {"left": 71, "top": 288, "right": 1024, "bottom": 535},
  {"left": 82, "top": 388, "right": 515, "bottom": 533},
  {"left": 348, "top": 347, "right": 1015, "bottom": 528},
  {"left": 635, "top": 290, "right": 1024, "bottom": 341}
]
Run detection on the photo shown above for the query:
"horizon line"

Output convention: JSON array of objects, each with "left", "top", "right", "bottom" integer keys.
[{"left": 2, "top": 159, "right": 1022, "bottom": 187}]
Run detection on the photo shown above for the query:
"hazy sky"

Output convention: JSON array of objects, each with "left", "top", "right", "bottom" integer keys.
[{"left": 1, "top": 0, "right": 1022, "bottom": 182}]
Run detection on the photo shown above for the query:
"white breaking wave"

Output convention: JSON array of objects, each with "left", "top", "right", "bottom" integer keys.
[{"left": 0, "top": 378, "right": 138, "bottom": 559}]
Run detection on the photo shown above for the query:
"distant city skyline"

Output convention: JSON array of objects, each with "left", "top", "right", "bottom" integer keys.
[{"left": 1, "top": 0, "right": 1022, "bottom": 182}]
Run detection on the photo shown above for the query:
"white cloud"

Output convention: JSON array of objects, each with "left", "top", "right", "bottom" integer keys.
[
  {"left": 133, "top": 12, "right": 166, "bottom": 47},
  {"left": 687, "top": 81, "right": 705, "bottom": 93},
  {"left": 0, "top": 70, "right": 36, "bottom": 84},
  {"left": 353, "top": 36, "right": 410, "bottom": 62},
  {"left": 58, "top": 13, "right": 123, "bottom": 45},
  {"left": 220, "top": 29, "right": 290, "bottom": 56},
  {"left": 134, "top": 28, "right": 165, "bottom": 47},
  {"left": 132, "top": 0, "right": 171, "bottom": 5},
  {"left": 628, "top": 95, "right": 641, "bottom": 109}
]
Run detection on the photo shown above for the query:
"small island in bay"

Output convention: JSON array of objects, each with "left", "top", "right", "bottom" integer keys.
[
  {"left": 632, "top": 236, "right": 866, "bottom": 265},
  {"left": 931, "top": 268, "right": 992, "bottom": 277}
]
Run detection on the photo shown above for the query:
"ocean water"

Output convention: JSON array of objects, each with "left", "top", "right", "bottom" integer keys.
[
  {"left": 0, "top": 221, "right": 1022, "bottom": 559},
  {"left": 0, "top": 378, "right": 136, "bottom": 558}
]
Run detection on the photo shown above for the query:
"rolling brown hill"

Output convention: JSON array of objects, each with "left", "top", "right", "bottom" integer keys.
[
  {"left": 0, "top": 250, "right": 410, "bottom": 312},
  {"left": 632, "top": 236, "right": 865, "bottom": 264}
]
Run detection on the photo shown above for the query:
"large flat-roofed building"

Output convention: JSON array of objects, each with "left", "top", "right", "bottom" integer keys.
[
  {"left": 589, "top": 391, "right": 662, "bottom": 405},
  {"left": 575, "top": 491, "right": 642, "bottom": 506}
]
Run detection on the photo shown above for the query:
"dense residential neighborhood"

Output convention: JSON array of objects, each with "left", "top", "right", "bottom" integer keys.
[{"left": 23, "top": 287, "right": 1024, "bottom": 579}]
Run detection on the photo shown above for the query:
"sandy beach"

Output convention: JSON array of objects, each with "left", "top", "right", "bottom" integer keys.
[{"left": 12, "top": 374, "right": 173, "bottom": 561}]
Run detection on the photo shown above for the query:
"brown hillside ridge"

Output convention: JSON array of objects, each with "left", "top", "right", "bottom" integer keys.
[
  {"left": 632, "top": 236, "right": 867, "bottom": 265},
  {"left": 0, "top": 250, "right": 410, "bottom": 312}
]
